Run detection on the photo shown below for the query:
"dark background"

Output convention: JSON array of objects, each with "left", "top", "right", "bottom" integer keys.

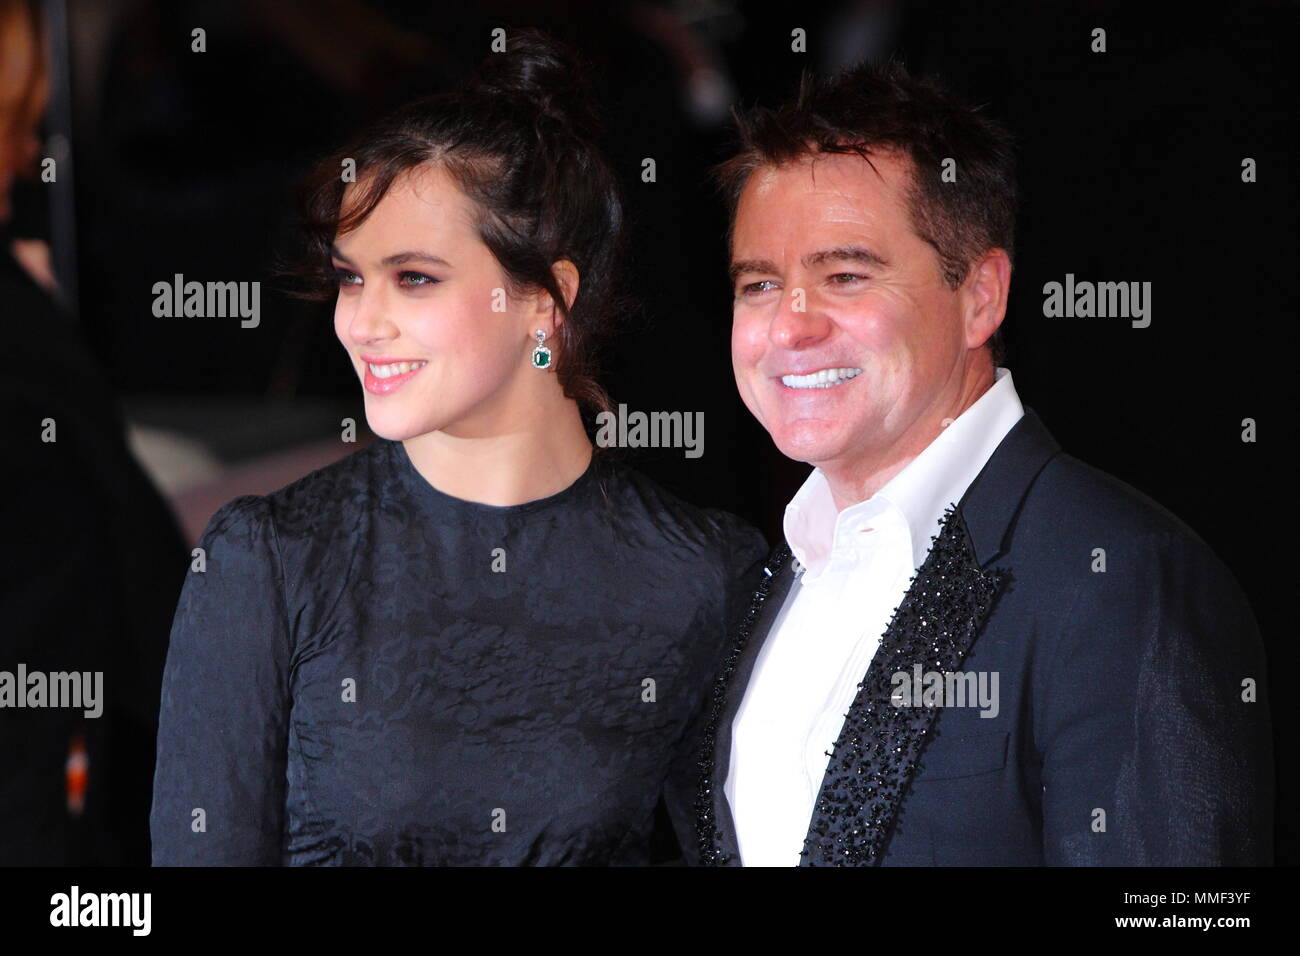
[{"left": 8, "top": 0, "right": 1295, "bottom": 864}]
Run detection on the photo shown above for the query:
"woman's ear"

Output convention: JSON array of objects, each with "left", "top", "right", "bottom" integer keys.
[{"left": 537, "top": 259, "right": 580, "bottom": 329}]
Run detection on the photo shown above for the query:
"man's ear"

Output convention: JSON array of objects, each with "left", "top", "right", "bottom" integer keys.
[
  {"left": 534, "top": 259, "right": 580, "bottom": 330},
  {"left": 961, "top": 248, "right": 1011, "bottom": 351}
]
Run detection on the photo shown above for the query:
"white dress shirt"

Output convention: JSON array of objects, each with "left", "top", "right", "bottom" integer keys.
[{"left": 724, "top": 366, "right": 1025, "bottom": 866}]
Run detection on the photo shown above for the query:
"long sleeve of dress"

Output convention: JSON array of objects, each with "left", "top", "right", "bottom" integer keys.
[
  {"left": 150, "top": 495, "right": 293, "bottom": 865},
  {"left": 661, "top": 511, "right": 769, "bottom": 864}
]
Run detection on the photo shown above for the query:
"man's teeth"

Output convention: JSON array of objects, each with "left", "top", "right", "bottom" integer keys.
[
  {"left": 367, "top": 360, "right": 428, "bottom": 379},
  {"left": 781, "top": 367, "right": 863, "bottom": 389}
]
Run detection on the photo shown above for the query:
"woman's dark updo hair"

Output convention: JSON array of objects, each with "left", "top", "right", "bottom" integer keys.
[{"left": 294, "top": 28, "right": 624, "bottom": 415}]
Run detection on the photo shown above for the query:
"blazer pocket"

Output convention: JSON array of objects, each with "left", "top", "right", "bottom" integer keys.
[{"left": 914, "top": 730, "right": 1009, "bottom": 782}]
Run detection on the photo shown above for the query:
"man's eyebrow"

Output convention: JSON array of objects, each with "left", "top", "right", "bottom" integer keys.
[
  {"left": 728, "top": 246, "right": 890, "bottom": 282},
  {"left": 329, "top": 245, "right": 451, "bottom": 269},
  {"left": 729, "top": 258, "right": 779, "bottom": 282},
  {"left": 802, "top": 245, "right": 889, "bottom": 270}
]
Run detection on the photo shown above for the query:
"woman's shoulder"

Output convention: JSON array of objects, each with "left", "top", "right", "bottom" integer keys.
[
  {"left": 594, "top": 455, "right": 769, "bottom": 563},
  {"left": 203, "top": 439, "right": 392, "bottom": 544}
]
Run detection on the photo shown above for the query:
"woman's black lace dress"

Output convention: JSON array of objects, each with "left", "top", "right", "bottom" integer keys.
[{"left": 150, "top": 438, "right": 766, "bottom": 865}]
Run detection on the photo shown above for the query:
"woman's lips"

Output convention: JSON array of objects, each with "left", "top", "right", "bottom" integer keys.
[{"left": 362, "top": 359, "right": 428, "bottom": 395}]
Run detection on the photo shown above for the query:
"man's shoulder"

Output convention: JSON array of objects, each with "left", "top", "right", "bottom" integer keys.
[
  {"left": 1012, "top": 450, "right": 1242, "bottom": 593},
  {"left": 981, "top": 445, "right": 1263, "bottom": 682},
  {"left": 1030, "top": 451, "right": 1198, "bottom": 538}
]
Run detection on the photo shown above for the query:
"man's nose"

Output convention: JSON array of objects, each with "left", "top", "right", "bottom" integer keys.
[{"left": 769, "top": 284, "right": 831, "bottom": 350}]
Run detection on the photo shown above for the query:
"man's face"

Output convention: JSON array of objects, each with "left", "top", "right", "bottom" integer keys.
[{"left": 729, "top": 150, "right": 974, "bottom": 477}]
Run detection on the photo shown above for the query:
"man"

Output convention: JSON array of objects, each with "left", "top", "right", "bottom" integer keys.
[{"left": 692, "top": 62, "right": 1273, "bottom": 865}]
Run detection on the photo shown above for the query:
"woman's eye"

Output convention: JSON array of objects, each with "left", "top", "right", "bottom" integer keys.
[
  {"left": 398, "top": 271, "right": 438, "bottom": 288},
  {"left": 334, "top": 268, "right": 361, "bottom": 287}
]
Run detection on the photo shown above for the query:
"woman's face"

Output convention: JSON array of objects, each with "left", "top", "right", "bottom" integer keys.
[{"left": 332, "top": 164, "right": 551, "bottom": 442}]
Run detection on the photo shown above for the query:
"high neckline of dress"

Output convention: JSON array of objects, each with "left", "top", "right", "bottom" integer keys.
[{"left": 391, "top": 438, "right": 600, "bottom": 518}]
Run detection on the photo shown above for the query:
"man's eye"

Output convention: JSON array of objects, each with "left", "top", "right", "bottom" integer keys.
[
  {"left": 741, "top": 279, "right": 778, "bottom": 295},
  {"left": 334, "top": 268, "right": 361, "bottom": 287},
  {"left": 398, "top": 271, "right": 438, "bottom": 288},
  {"left": 830, "top": 272, "right": 868, "bottom": 284}
]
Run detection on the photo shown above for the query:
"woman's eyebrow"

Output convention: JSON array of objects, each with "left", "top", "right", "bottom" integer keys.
[
  {"left": 328, "top": 247, "right": 452, "bottom": 269},
  {"left": 379, "top": 250, "right": 452, "bottom": 268}
]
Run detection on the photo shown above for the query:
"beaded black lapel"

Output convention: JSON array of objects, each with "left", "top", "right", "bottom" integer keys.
[
  {"left": 695, "top": 504, "right": 1005, "bottom": 867},
  {"left": 801, "top": 504, "right": 1004, "bottom": 865}
]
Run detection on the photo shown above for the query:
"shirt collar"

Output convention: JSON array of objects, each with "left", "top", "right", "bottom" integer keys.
[{"left": 783, "top": 366, "right": 1025, "bottom": 577}]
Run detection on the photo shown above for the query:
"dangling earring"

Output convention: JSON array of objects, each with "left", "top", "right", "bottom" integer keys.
[{"left": 531, "top": 329, "right": 552, "bottom": 370}]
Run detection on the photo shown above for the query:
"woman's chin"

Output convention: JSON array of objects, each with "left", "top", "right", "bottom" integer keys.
[{"left": 364, "top": 412, "right": 434, "bottom": 444}]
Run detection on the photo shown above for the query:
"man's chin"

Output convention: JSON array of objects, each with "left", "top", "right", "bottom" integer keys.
[{"left": 768, "top": 426, "right": 847, "bottom": 467}]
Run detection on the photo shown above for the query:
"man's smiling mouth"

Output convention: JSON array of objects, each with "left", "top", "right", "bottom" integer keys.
[{"left": 780, "top": 367, "right": 863, "bottom": 389}]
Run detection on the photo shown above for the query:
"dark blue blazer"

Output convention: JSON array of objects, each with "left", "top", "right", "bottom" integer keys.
[{"left": 690, "top": 407, "right": 1273, "bottom": 865}]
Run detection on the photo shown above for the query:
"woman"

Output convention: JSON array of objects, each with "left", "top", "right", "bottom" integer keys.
[
  {"left": 2, "top": 0, "right": 187, "bottom": 864},
  {"left": 149, "top": 30, "right": 767, "bottom": 866}
]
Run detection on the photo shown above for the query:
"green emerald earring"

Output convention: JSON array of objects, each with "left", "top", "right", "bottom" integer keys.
[{"left": 531, "top": 329, "right": 552, "bottom": 370}]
